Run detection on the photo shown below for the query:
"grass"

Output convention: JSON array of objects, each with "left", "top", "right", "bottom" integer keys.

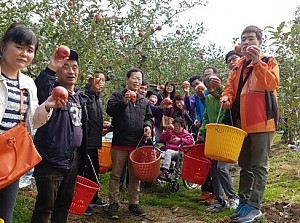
[{"left": 13, "top": 134, "right": 300, "bottom": 222}]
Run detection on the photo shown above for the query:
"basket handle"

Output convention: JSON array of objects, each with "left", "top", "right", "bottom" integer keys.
[
  {"left": 215, "top": 101, "right": 233, "bottom": 132},
  {"left": 87, "top": 154, "right": 100, "bottom": 186}
]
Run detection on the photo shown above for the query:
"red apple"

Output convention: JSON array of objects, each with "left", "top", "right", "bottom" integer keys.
[
  {"left": 55, "top": 11, "right": 61, "bottom": 17},
  {"left": 138, "top": 32, "right": 144, "bottom": 38},
  {"left": 120, "top": 35, "right": 125, "bottom": 41},
  {"left": 130, "top": 91, "right": 137, "bottom": 100},
  {"left": 176, "top": 29, "right": 181, "bottom": 35},
  {"left": 48, "top": 15, "right": 55, "bottom": 23},
  {"left": 136, "top": 48, "right": 142, "bottom": 55},
  {"left": 162, "top": 98, "right": 172, "bottom": 106},
  {"left": 156, "top": 25, "right": 162, "bottom": 31},
  {"left": 69, "top": 18, "right": 75, "bottom": 23},
  {"left": 182, "top": 81, "right": 190, "bottom": 88},
  {"left": 95, "top": 14, "right": 102, "bottom": 22},
  {"left": 195, "top": 83, "right": 205, "bottom": 93},
  {"left": 51, "top": 86, "right": 68, "bottom": 100},
  {"left": 158, "top": 84, "right": 165, "bottom": 90},
  {"left": 234, "top": 44, "right": 241, "bottom": 52},
  {"left": 68, "top": 0, "right": 74, "bottom": 6},
  {"left": 56, "top": 45, "right": 71, "bottom": 59}
]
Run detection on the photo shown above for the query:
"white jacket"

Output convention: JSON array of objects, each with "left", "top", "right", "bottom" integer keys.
[{"left": 0, "top": 67, "right": 52, "bottom": 134}]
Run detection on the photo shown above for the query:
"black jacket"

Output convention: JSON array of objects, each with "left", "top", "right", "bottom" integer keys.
[
  {"left": 84, "top": 84, "right": 103, "bottom": 150},
  {"left": 106, "top": 89, "right": 153, "bottom": 147},
  {"left": 34, "top": 68, "right": 88, "bottom": 169}
]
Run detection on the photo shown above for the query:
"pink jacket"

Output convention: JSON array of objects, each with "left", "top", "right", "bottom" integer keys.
[{"left": 159, "top": 129, "right": 194, "bottom": 151}]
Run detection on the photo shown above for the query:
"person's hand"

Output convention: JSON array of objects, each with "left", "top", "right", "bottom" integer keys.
[
  {"left": 246, "top": 45, "right": 260, "bottom": 64},
  {"left": 124, "top": 90, "right": 132, "bottom": 104},
  {"left": 44, "top": 95, "right": 68, "bottom": 112},
  {"left": 209, "top": 76, "right": 221, "bottom": 90},
  {"left": 165, "top": 124, "right": 174, "bottom": 131},
  {"left": 170, "top": 136, "right": 180, "bottom": 143},
  {"left": 195, "top": 83, "right": 206, "bottom": 98},
  {"left": 194, "top": 120, "right": 201, "bottom": 128},
  {"left": 102, "top": 128, "right": 109, "bottom": 136},
  {"left": 143, "top": 126, "right": 152, "bottom": 140},
  {"left": 181, "top": 81, "right": 190, "bottom": 96},
  {"left": 197, "top": 133, "right": 205, "bottom": 142},
  {"left": 220, "top": 96, "right": 231, "bottom": 109},
  {"left": 47, "top": 47, "right": 69, "bottom": 72}
]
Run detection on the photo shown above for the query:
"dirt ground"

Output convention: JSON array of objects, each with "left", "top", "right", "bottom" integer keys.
[
  {"left": 65, "top": 201, "right": 300, "bottom": 223},
  {"left": 20, "top": 187, "right": 300, "bottom": 223}
]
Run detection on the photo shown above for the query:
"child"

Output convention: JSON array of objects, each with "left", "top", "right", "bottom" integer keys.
[
  {"left": 159, "top": 117, "right": 194, "bottom": 180},
  {"left": 198, "top": 75, "right": 239, "bottom": 212}
]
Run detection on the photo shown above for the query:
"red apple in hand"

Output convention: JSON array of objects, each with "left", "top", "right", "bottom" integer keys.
[
  {"left": 195, "top": 83, "right": 205, "bottom": 93},
  {"left": 56, "top": 45, "right": 70, "bottom": 59},
  {"left": 234, "top": 44, "right": 241, "bottom": 52},
  {"left": 182, "top": 81, "right": 190, "bottom": 88},
  {"left": 162, "top": 98, "right": 172, "bottom": 106},
  {"left": 51, "top": 86, "right": 68, "bottom": 100},
  {"left": 129, "top": 91, "right": 137, "bottom": 102}
]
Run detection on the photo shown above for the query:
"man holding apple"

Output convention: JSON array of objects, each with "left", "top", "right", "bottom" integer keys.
[
  {"left": 106, "top": 68, "right": 153, "bottom": 219},
  {"left": 221, "top": 25, "right": 279, "bottom": 223},
  {"left": 31, "top": 48, "right": 89, "bottom": 223}
]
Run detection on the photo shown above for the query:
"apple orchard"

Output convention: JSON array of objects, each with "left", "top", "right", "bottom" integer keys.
[{"left": 1, "top": 0, "right": 300, "bottom": 142}]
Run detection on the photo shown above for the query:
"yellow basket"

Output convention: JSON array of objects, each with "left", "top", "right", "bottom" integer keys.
[
  {"left": 0, "top": 218, "right": 4, "bottom": 223},
  {"left": 98, "top": 141, "right": 112, "bottom": 168},
  {"left": 204, "top": 124, "right": 247, "bottom": 163}
]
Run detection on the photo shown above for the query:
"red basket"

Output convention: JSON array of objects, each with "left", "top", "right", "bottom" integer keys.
[
  {"left": 181, "top": 155, "right": 211, "bottom": 185},
  {"left": 182, "top": 143, "right": 206, "bottom": 158},
  {"left": 130, "top": 146, "right": 161, "bottom": 182},
  {"left": 69, "top": 176, "right": 99, "bottom": 215}
]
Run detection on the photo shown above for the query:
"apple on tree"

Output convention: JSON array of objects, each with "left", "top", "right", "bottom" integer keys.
[
  {"left": 56, "top": 45, "right": 71, "bottom": 59},
  {"left": 51, "top": 86, "right": 69, "bottom": 100},
  {"left": 48, "top": 15, "right": 55, "bottom": 23}
]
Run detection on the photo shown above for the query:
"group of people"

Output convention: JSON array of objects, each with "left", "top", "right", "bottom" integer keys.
[{"left": 0, "top": 22, "right": 279, "bottom": 223}]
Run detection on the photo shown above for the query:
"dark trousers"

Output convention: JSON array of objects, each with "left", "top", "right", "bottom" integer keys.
[
  {"left": 201, "top": 170, "right": 213, "bottom": 193},
  {"left": 0, "top": 180, "right": 19, "bottom": 223},
  {"left": 30, "top": 151, "right": 78, "bottom": 223}
]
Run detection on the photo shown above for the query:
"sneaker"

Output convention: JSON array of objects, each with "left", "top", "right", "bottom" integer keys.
[
  {"left": 196, "top": 191, "right": 212, "bottom": 202},
  {"left": 90, "top": 198, "right": 108, "bottom": 207},
  {"left": 128, "top": 204, "right": 145, "bottom": 216},
  {"left": 108, "top": 203, "right": 119, "bottom": 219},
  {"left": 204, "top": 194, "right": 216, "bottom": 206},
  {"left": 232, "top": 204, "right": 262, "bottom": 223},
  {"left": 228, "top": 198, "right": 239, "bottom": 209},
  {"left": 205, "top": 202, "right": 227, "bottom": 213},
  {"left": 84, "top": 206, "right": 95, "bottom": 216},
  {"left": 230, "top": 203, "right": 246, "bottom": 220}
]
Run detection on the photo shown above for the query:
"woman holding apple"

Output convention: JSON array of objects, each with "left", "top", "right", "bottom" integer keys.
[{"left": 0, "top": 23, "right": 66, "bottom": 223}]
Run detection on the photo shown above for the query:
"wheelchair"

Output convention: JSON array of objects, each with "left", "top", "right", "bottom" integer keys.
[{"left": 141, "top": 143, "right": 205, "bottom": 193}]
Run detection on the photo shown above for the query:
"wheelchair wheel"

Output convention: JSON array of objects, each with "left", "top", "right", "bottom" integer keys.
[
  {"left": 182, "top": 179, "right": 200, "bottom": 190},
  {"left": 168, "top": 181, "right": 180, "bottom": 193},
  {"left": 140, "top": 181, "right": 153, "bottom": 188}
]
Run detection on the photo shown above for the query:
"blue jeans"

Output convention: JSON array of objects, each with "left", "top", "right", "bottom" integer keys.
[
  {"left": 0, "top": 180, "right": 19, "bottom": 223},
  {"left": 30, "top": 151, "right": 78, "bottom": 223}
]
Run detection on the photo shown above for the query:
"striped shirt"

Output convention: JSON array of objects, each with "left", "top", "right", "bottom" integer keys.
[{"left": 0, "top": 74, "right": 29, "bottom": 133}]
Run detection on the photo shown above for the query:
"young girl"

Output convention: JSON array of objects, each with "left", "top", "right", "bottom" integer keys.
[
  {"left": 159, "top": 117, "right": 194, "bottom": 180},
  {"left": 0, "top": 23, "right": 65, "bottom": 223}
]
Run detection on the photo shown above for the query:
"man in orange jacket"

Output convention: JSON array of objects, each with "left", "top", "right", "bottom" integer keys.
[{"left": 221, "top": 25, "right": 279, "bottom": 223}]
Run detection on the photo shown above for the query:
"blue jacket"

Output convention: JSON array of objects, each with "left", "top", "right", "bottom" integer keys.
[{"left": 34, "top": 68, "right": 88, "bottom": 169}]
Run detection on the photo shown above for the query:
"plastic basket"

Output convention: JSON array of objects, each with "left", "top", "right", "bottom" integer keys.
[
  {"left": 69, "top": 175, "right": 99, "bottom": 215},
  {"left": 98, "top": 141, "right": 112, "bottom": 168},
  {"left": 181, "top": 155, "right": 211, "bottom": 185},
  {"left": 182, "top": 143, "right": 205, "bottom": 158},
  {"left": 130, "top": 146, "right": 161, "bottom": 182},
  {"left": 205, "top": 123, "right": 247, "bottom": 163}
]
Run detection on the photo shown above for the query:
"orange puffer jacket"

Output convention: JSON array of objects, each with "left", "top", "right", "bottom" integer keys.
[{"left": 222, "top": 55, "right": 279, "bottom": 133}]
